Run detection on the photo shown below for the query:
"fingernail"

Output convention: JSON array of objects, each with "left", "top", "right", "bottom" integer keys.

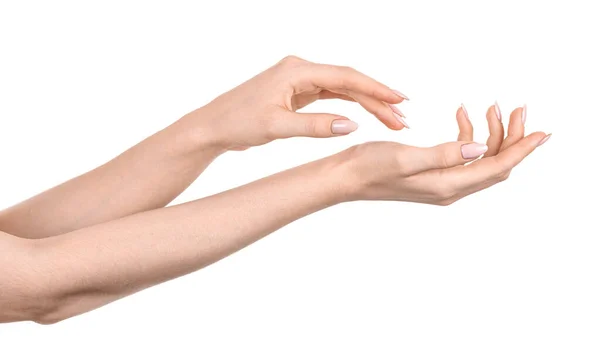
[
  {"left": 388, "top": 104, "right": 406, "bottom": 118},
  {"left": 392, "top": 112, "right": 411, "bottom": 129},
  {"left": 522, "top": 104, "right": 527, "bottom": 124},
  {"left": 461, "top": 103, "right": 469, "bottom": 121},
  {"left": 494, "top": 101, "right": 502, "bottom": 122},
  {"left": 537, "top": 133, "right": 552, "bottom": 147},
  {"left": 461, "top": 143, "right": 488, "bottom": 159},
  {"left": 331, "top": 120, "right": 359, "bottom": 135},
  {"left": 392, "top": 89, "right": 410, "bottom": 101}
]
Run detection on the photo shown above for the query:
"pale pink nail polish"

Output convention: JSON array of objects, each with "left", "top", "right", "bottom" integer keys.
[
  {"left": 389, "top": 104, "right": 406, "bottom": 118},
  {"left": 494, "top": 101, "right": 502, "bottom": 122},
  {"left": 461, "top": 103, "right": 469, "bottom": 121},
  {"left": 522, "top": 104, "right": 527, "bottom": 124},
  {"left": 392, "top": 112, "right": 410, "bottom": 129},
  {"left": 537, "top": 133, "right": 552, "bottom": 147},
  {"left": 461, "top": 143, "right": 488, "bottom": 159},
  {"left": 392, "top": 89, "right": 410, "bottom": 101},
  {"left": 331, "top": 120, "right": 359, "bottom": 135}
]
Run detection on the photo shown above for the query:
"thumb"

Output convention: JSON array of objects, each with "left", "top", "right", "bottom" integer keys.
[
  {"left": 274, "top": 110, "right": 359, "bottom": 138},
  {"left": 403, "top": 141, "right": 489, "bottom": 175}
]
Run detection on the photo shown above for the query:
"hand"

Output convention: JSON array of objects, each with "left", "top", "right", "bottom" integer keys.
[
  {"left": 184, "top": 56, "right": 410, "bottom": 151},
  {"left": 342, "top": 104, "right": 551, "bottom": 205}
]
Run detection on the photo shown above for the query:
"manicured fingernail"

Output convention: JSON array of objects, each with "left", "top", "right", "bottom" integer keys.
[
  {"left": 388, "top": 104, "right": 406, "bottom": 118},
  {"left": 522, "top": 104, "right": 527, "bottom": 124},
  {"left": 461, "top": 143, "right": 488, "bottom": 159},
  {"left": 537, "top": 133, "right": 552, "bottom": 147},
  {"left": 331, "top": 120, "right": 359, "bottom": 135},
  {"left": 393, "top": 112, "right": 410, "bottom": 129},
  {"left": 461, "top": 103, "right": 469, "bottom": 121},
  {"left": 494, "top": 101, "right": 502, "bottom": 122},
  {"left": 392, "top": 89, "right": 410, "bottom": 101}
]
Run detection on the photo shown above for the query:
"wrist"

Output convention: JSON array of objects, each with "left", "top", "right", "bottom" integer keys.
[
  {"left": 317, "top": 148, "right": 364, "bottom": 205},
  {"left": 168, "top": 108, "right": 229, "bottom": 157}
]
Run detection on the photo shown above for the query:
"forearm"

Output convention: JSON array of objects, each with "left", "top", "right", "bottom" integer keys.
[
  {"left": 12, "top": 150, "right": 354, "bottom": 324},
  {"left": 0, "top": 112, "right": 223, "bottom": 239}
]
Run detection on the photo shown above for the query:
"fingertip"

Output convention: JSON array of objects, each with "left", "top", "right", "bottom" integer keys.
[
  {"left": 386, "top": 121, "right": 406, "bottom": 131},
  {"left": 494, "top": 101, "right": 502, "bottom": 122},
  {"left": 351, "top": 92, "right": 406, "bottom": 130},
  {"left": 461, "top": 142, "right": 489, "bottom": 160},
  {"left": 484, "top": 104, "right": 505, "bottom": 157},
  {"left": 486, "top": 104, "right": 497, "bottom": 121},
  {"left": 396, "top": 116, "right": 410, "bottom": 129},
  {"left": 331, "top": 119, "right": 359, "bottom": 135},
  {"left": 391, "top": 89, "right": 410, "bottom": 102},
  {"left": 503, "top": 107, "right": 527, "bottom": 145},
  {"left": 456, "top": 104, "right": 473, "bottom": 141},
  {"left": 460, "top": 103, "right": 469, "bottom": 121},
  {"left": 497, "top": 131, "right": 548, "bottom": 167},
  {"left": 508, "top": 107, "right": 524, "bottom": 127},
  {"left": 455, "top": 106, "right": 463, "bottom": 121},
  {"left": 385, "top": 93, "right": 404, "bottom": 105},
  {"left": 526, "top": 131, "right": 547, "bottom": 141},
  {"left": 485, "top": 104, "right": 503, "bottom": 130},
  {"left": 389, "top": 104, "right": 406, "bottom": 118},
  {"left": 537, "top": 133, "right": 552, "bottom": 147},
  {"left": 387, "top": 104, "right": 410, "bottom": 129},
  {"left": 383, "top": 119, "right": 406, "bottom": 131},
  {"left": 527, "top": 131, "right": 549, "bottom": 144},
  {"left": 456, "top": 104, "right": 471, "bottom": 124}
]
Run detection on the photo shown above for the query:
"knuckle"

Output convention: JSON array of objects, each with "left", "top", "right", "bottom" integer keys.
[
  {"left": 437, "top": 189, "right": 455, "bottom": 202},
  {"left": 432, "top": 183, "right": 457, "bottom": 202},
  {"left": 491, "top": 169, "right": 510, "bottom": 183},
  {"left": 436, "top": 199, "right": 455, "bottom": 207},
  {"left": 490, "top": 160, "right": 511, "bottom": 182},
  {"left": 491, "top": 158, "right": 511, "bottom": 179},
  {"left": 279, "top": 55, "right": 305, "bottom": 67},
  {"left": 335, "top": 66, "right": 355, "bottom": 87}
]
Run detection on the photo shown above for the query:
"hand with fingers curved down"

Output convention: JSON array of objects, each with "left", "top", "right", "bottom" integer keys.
[
  {"left": 340, "top": 103, "right": 551, "bottom": 206},
  {"left": 181, "top": 55, "right": 410, "bottom": 151}
]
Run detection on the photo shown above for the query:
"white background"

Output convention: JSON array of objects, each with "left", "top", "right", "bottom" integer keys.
[{"left": 0, "top": 1, "right": 598, "bottom": 345}]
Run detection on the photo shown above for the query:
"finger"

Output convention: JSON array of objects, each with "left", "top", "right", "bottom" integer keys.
[
  {"left": 294, "top": 63, "right": 407, "bottom": 105},
  {"left": 402, "top": 141, "right": 488, "bottom": 175},
  {"left": 349, "top": 91, "right": 409, "bottom": 130},
  {"left": 271, "top": 109, "right": 358, "bottom": 138},
  {"left": 483, "top": 102, "right": 505, "bottom": 157},
  {"left": 453, "top": 131, "right": 547, "bottom": 190},
  {"left": 500, "top": 105, "right": 526, "bottom": 151},
  {"left": 456, "top": 104, "right": 473, "bottom": 141},
  {"left": 317, "top": 90, "right": 356, "bottom": 102},
  {"left": 321, "top": 88, "right": 407, "bottom": 105},
  {"left": 230, "top": 146, "right": 250, "bottom": 151},
  {"left": 292, "top": 90, "right": 356, "bottom": 110}
]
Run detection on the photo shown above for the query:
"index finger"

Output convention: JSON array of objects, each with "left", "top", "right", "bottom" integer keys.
[
  {"left": 293, "top": 63, "right": 407, "bottom": 104},
  {"left": 451, "top": 131, "right": 548, "bottom": 189}
]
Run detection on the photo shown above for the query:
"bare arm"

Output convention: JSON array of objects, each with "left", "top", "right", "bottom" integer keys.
[
  {"left": 0, "top": 117, "right": 223, "bottom": 239},
  {"left": 1, "top": 151, "right": 349, "bottom": 324},
  {"left": 0, "top": 105, "right": 548, "bottom": 324},
  {"left": 0, "top": 56, "right": 409, "bottom": 239}
]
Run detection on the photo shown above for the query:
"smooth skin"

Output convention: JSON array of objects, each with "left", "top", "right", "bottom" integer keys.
[
  {"left": 0, "top": 56, "right": 549, "bottom": 324},
  {"left": 0, "top": 56, "right": 406, "bottom": 240}
]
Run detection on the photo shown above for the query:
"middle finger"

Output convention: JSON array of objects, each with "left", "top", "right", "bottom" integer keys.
[{"left": 483, "top": 102, "right": 505, "bottom": 157}]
